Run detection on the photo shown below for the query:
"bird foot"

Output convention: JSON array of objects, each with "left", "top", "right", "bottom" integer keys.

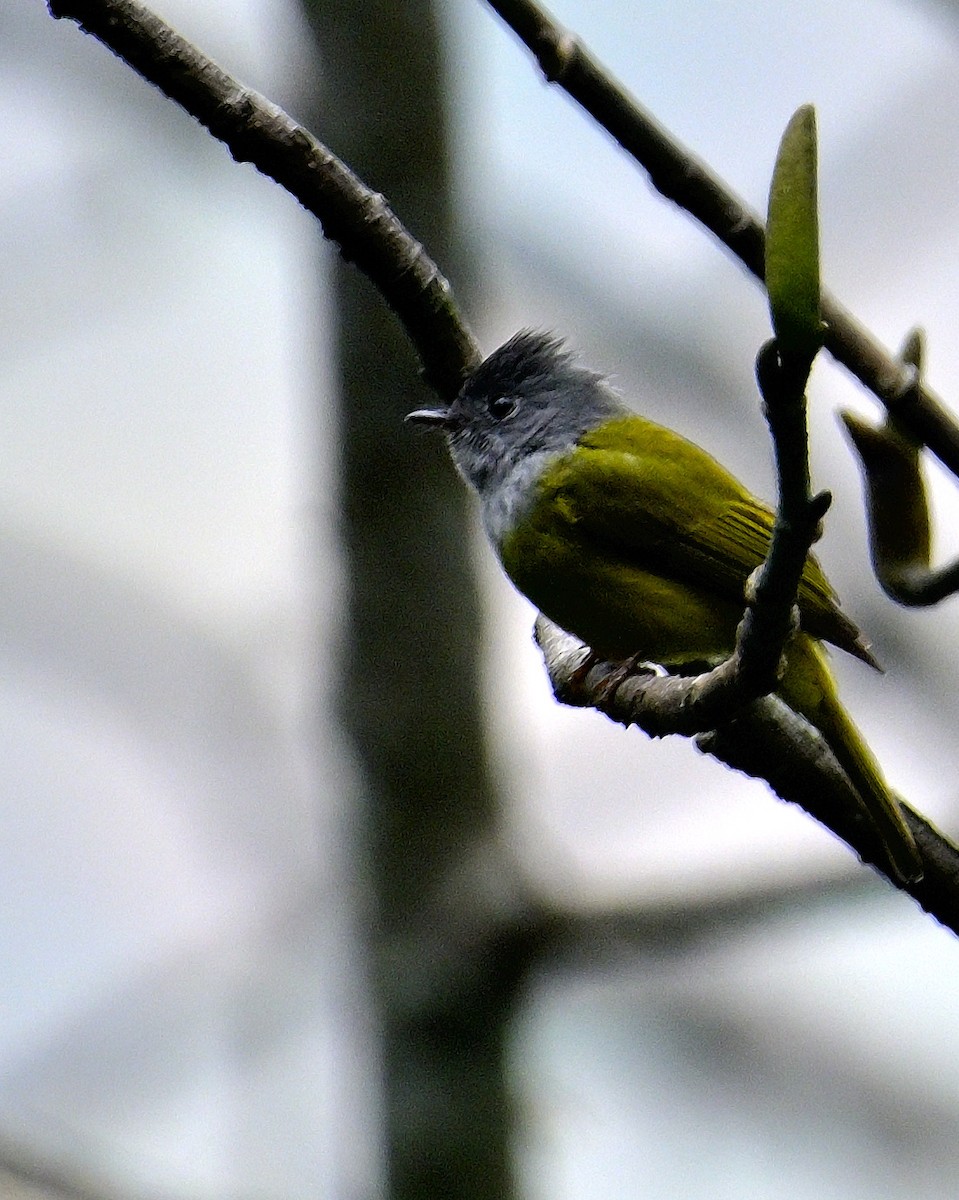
[{"left": 592, "top": 652, "right": 654, "bottom": 708}]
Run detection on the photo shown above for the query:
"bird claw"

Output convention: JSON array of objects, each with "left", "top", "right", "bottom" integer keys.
[{"left": 592, "top": 653, "right": 653, "bottom": 707}]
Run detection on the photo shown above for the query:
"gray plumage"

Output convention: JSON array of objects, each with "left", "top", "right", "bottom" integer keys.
[{"left": 438, "top": 331, "right": 624, "bottom": 543}]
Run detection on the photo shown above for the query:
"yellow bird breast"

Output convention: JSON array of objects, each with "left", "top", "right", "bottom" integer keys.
[{"left": 498, "top": 475, "right": 743, "bottom": 665}]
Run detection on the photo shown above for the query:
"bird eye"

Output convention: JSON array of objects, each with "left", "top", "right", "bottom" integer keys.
[{"left": 488, "top": 395, "right": 518, "bottom": 421}]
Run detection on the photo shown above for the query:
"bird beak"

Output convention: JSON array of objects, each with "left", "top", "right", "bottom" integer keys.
[{"left": 405, "top": 406, "right": 457, "bottom": 431}]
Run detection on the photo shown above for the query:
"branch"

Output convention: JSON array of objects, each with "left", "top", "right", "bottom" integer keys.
[
  {"left": 48, "top": 0, "right": 480, "bottom": 399},
  {"left": 46, "top": 0, "right": 959, "bottom": 919},
  {"left": 482, "top": 0, "right": 959, "bottom": 482},
  {"left": 537, "top": 617, "right": 959, "bottom": 932},
  {"left": 534, "top": 339, "right": 957, "bottom": 908}
]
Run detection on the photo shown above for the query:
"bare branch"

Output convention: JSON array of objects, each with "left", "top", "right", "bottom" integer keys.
[
  {"left": 48, "top": 0, "right": 480, "bottom": 398},
  {"left": 533, "top": 340, "right": 953, "bottom": 903},
  {"left": 45, "top": 0, "right": 959, "bottom": 921},
  {"left": 537, "top": 616, "right": 959, "bottom": 930},
  {"left": 483, "top": 0, "right": 959, "bottom": 481}
]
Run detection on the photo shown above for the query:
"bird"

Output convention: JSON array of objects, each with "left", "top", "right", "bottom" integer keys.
[{"left": 407, "top": 329, "right": 921, "bottom": 884}]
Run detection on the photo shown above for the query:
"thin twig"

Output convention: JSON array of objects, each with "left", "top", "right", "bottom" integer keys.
[
  {"left": 483, "top": 0, "right": 959, "bottom": 480},
  {"left": 48, "top": 0, "right": 480, "bottom": 398}
]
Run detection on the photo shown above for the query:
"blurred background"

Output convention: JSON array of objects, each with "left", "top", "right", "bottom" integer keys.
[{"left": 4, "top": 0, "right": 959, "bottom": 1196}]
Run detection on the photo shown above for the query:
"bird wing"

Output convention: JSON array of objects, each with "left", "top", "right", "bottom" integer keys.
[{"left": 544, "top": 416, "right": 873, "bottom": 663}]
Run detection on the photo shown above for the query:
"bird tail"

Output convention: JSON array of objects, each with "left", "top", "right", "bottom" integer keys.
[{"left": 781, "top": 634, "right": 921, "bottom": 884}]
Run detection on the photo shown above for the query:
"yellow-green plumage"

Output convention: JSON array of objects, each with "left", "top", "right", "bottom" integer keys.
[
  {"left": 499, "top": 414, "right": 920, "bottom": 883},
  {"left": 408, "top": 330, "right": 920, "bottom": 883}
]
